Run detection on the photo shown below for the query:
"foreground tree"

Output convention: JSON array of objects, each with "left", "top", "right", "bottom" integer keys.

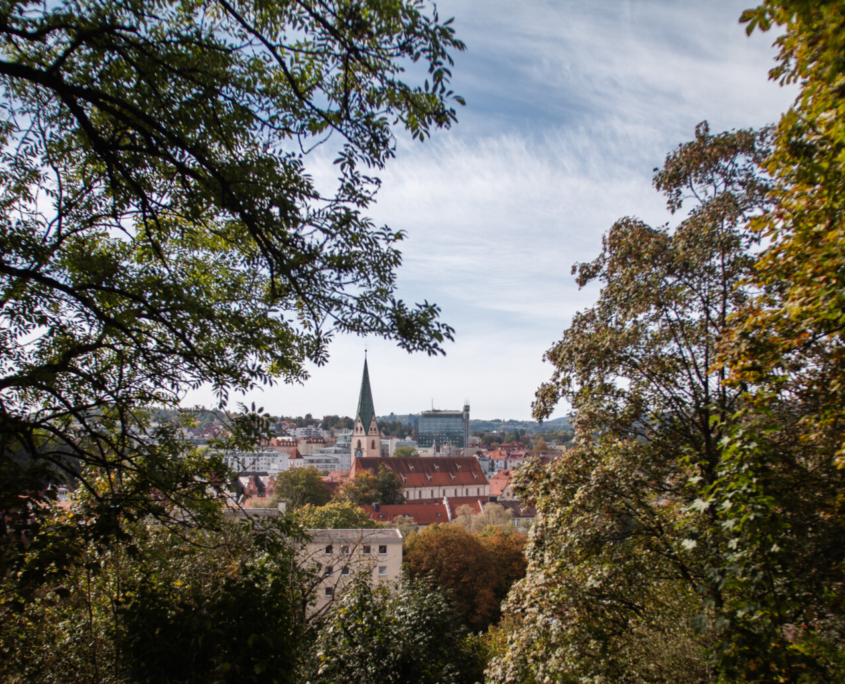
[
  {"left": 489, "top": 124, "right": 771, "bottom": 683},
  {"left": 702, "top": 3, "right": 845, "bottom": 679},
  {"left": 0, "top": 0, "right": 463, "bottom": 586},
  {"left": 0, "top": 496, "right": 305, "bottom": 684},
  {"left": 308, "top": 577, "right": 487, "bottom": 684}
]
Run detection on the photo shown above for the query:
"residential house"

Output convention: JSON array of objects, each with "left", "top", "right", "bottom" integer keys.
[{"left": 489, "top": 470, "right": 515, "bottom": 500}]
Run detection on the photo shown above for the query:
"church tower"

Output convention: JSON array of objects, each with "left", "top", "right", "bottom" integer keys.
[{"left": 352, "top": 356, "right": 381, "bottom": 459}]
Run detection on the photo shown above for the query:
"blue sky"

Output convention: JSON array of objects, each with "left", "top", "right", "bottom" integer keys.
[{"left": 186, "top": 0, "right": 796, "bottom": 421}]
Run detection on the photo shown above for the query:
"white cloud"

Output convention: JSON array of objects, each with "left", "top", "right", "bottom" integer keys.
[{"left": 185, "top": 0, "right": 796, "bottom": 420}]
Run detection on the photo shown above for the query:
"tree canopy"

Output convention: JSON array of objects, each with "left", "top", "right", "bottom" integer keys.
[
  {"left": 308, "top": 577, "right": 485, "bottom": 684},
  {"left": 490, "top": 123, "right": 773, "bottom": 683},
  {"left": 341, "top": 464, "right": 405, "bottom": 506},
  {"left": 295, "top": 500, "right": 379, "bottom": 529},
  {"left": 404, "top": 523, "right": 501, "bottom": 630},
  {"left": 0, "top": 0, "right": 464, "bottom": 582},
  {"left": 272, "top": 467, "right": 333, "bottom": 511}
]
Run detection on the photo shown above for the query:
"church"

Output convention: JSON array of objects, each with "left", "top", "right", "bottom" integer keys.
[
  {"left": 348, "top": 356, "right": 490, "bottom": 501},
  {"left": 350, "top": 356, "right": 381, "bottom": 459}
]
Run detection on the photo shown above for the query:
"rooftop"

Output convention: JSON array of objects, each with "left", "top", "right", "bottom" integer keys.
[{"left": 306, "top": 528, "right": 403, "bottom": 543}]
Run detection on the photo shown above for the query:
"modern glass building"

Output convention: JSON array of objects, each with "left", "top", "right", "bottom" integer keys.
[{"left": 417, "top": 405, "right": 470, "bottom": 448}]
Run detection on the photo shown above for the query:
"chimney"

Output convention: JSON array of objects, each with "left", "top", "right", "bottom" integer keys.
[{"left": 373, "top": 502, "right": 380, "bottom": 512}]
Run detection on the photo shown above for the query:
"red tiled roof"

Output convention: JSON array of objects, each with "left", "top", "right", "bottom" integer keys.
[
  {"left": 408, "top": 496, "right": 492, "bottom": 518},
  {"left": 361, "top": 503, "right": 449, "bottom": 526},
  {"left": 351, "top": 457, "right": 488, "bottom": 488},
  {"left": 443, "top": 496, "right": 488, "bottom": 517},
  {"left": 489, "top": 470, "right": 512, "bottom": 497}
]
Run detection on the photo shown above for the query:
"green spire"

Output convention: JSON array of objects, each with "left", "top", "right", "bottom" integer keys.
[{"left": 355, "top": 356, "right": 376, "bottom": 432}]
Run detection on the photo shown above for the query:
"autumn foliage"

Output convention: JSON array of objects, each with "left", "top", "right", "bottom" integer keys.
[{"left": 404, "top": 524, "right": 502, "bottom": 630}]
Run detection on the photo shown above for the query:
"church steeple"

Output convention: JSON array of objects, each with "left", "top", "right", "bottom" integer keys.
[
  {"left": 355, "top": 356, "right": 375, "bottom": 435},
  {"left": 352, "top": 354, "right": 381, "bottom": 459}
]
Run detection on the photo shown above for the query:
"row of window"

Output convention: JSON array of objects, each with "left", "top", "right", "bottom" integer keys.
[
  {"left": 323, "top": 565, "right": 388, "bottom": 578},
  {"left": 410, "top": 488, "right": 483, "bottom": 499},
  {"left": 325, "top": 544, "right": 387, "bottom": 555},
  {"left": 324, "top": 567, "right": 388, "bottom": 596}
]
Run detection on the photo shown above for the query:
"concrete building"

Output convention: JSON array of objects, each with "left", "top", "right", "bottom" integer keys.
[
  {"left": 301, "top": 443, "right": 352, "bottom": 472},
  {"left": 222, "top": 449, "right": 290, "bottom": 474},
  {"left": 417, "top": 405, "right": 470, "bottom": 449},
  {"left": 301, "top": 528, "right": 403, "bottom": 616}
]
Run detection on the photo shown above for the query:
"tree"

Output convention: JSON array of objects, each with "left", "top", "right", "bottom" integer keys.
[
  {"left": 341, "top": 464, "right": 405, "bottom": 506},
  {"left": 0, "top": 0, "right": 464, "bottom": 587},
  {"left": 272, "top": 467, "right": 332, "bottom": 511},
  {"left": 532, "top": 437, "right": 550, "bottom": 452},
  {"left": 478, "top": 527, "right": 528, "bottom": 606},
  {"left": 700, "top": 4, "right": 845, "bottom": 679},
  {"left": 489, "top": 124, "right": 771, "bottom": 683},
  {"left": 392, "top": 445, "right": 419, "bottom": 458},
  {"left": 404, "top": 524, "right": 501, "bottom": 630},
  {"left": 0, "top": 501, "right": 305, "bottom": 684},
  {"left": 453, "top": 502, "right": 513, "bottom": 534},
  {"left": 307, "top": 577, "right": 486, "bottom": 684},
  {"left": 391, "top": 514, "right": 418, "bottom": 537},
  {"left": 296, "top": 500, "right": 379, "bottom": 530}
]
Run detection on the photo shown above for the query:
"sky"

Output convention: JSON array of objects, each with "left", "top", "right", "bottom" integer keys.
[{"left": 185, "top": 0, "right": 796, "bottom": 422}]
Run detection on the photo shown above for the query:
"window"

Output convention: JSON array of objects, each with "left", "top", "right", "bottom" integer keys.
[
  {"left": 324, "top": 544, "right": 333, "bottom": 555},
  {"left": 324, "top": 587, "right": 334, "bottom": 597},
  {"left": 341, "top": 567, "right": 350, "bottom": 576},
  {"left": 378, "top": 545, "right": 387, "bottom": 555},
  {"left": 378, "top": 566, "right": 387, "bottom": 576},
  {"left": 341, "top": 545, "right": 350, "bottom": 555},
  {"left": 371, "top": 439, "right": 375, "bottom": 449},
  {"left": 362, "top": 545, "right": 371, "bottom": 555},
  {"left": 325, "top": 566, "right": 333, "bottom": 576}
]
